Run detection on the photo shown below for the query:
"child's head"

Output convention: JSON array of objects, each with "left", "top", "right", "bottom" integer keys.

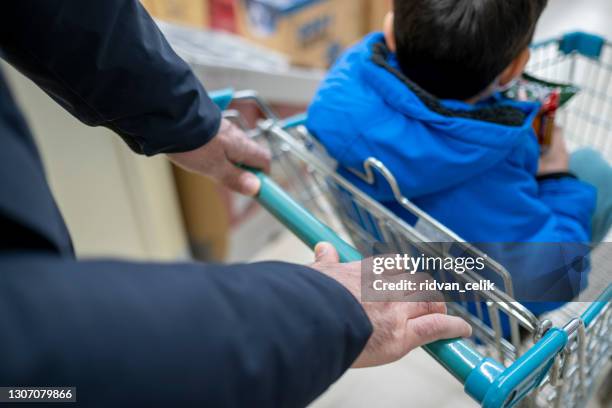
[{"left": 384, "top": 0, "right": 548, "bottom": 101}]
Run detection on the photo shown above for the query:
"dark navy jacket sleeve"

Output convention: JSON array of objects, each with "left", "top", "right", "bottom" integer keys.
[
  {"left": 0, "top": 0, "right": 221, "bottom": 156},
  {"left": 0, "top": 254, "right": 372, "bottom": 407}
]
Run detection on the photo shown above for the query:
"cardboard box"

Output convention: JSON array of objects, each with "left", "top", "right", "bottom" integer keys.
[
  {"left": 172, "top": 166, "right": 230, "bottom": 261},
  {"left": 140, "top": 0, "right": 158, "bottom": 15},
  {"left": 234, "top": 0, "right": 364, "bottom": 68},
  {"left": 143, "top": 0, "right": 210, "bottom": 28},
  {"left": 334, "top": 0, "right": 364, "bottom": 48},
  {"left": 210, "top": 0, "right": 239, "bottom": 33},
  {"left": 366, "top": 0, "right": 391, "bottom": 33}
]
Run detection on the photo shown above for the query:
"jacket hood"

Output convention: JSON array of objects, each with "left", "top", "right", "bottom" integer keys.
[{"left": 307, "top": 33, "right": 542, "bottom": 198}]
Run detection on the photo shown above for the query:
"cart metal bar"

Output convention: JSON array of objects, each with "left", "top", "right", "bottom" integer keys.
[
  {"left": 263, "top": 123, "right": 538, "bottom": 326},
  {"left": 208, "top": 89, "right": 540, "bottom": 405},
  {"left": 208, "top": 84, "right": 611, "bottom": 407},
  {"left": 478, "top": 328, "right": 569, "bottom": 408},
  {"left": 279, "top": 114, "right": 308, "bottom": 129},
  {"left": 253, "top": 171, "right": 491, "bottom": 384},
  {"left": 256, "top": 172, "right": 362, "bottom": 263},
  {"left": 253, "top": 169, "right": 578, "bottom": 408},
  {"left": 581, "top": 284, "right": 612, "bottom": 327}
]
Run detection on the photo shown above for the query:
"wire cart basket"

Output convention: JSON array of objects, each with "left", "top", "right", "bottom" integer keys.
[{"left": 208, "top": 31, "right": 611, "bottom": 408}]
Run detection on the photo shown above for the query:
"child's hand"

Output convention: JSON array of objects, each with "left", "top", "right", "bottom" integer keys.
[{"left": 538, "top": 127, "right": 569, "bottom": 175}]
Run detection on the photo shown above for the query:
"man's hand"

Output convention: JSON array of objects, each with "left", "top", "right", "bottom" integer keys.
[
  {"left": 538, "top": 126, "right": 569, "bottom": 175},
  {"left": 168, "top": 119, "right": 271, "bottom": 196},
  {"left": 311, "top": 243, "right": 472, "bottom": 369}
]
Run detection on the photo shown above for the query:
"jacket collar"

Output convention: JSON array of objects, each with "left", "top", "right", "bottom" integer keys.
[{"left": 363, "top": 35, "right": 539, "bottom": 128}]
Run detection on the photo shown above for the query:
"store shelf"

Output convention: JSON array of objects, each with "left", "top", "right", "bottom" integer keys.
[{"left": 159, "top": 21, "right": 324, "bottom": 105}]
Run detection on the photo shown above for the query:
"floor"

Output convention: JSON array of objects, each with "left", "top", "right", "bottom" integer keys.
[{"left": 252, "top": 1, "right": 612, "bottom": 407}]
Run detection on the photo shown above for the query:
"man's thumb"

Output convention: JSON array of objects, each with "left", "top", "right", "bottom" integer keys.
[{"left": 314, "top": 242, "right": 340, "bottom": 263}]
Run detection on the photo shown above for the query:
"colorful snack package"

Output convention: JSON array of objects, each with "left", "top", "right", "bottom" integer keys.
[{"left": 504, "top": 73, "right": 580, "bottom": 152}]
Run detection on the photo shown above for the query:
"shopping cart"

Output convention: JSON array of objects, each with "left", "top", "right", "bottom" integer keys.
[{"left": 207, "top": 31, "right": 611, "bottom": 408}]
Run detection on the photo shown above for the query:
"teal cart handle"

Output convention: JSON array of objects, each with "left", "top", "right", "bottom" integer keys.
[
  {"left": 256, "top": 172, "right": 361, "bottom": 263},
  {"left": 209, "top": 88, "right": 235, "bottom": 111},
  {"left": 582, "top": 284, "right": 611, "bottom": 326},
  {"left": 253, "top": 171, "right": 489, "bottom": 384}
]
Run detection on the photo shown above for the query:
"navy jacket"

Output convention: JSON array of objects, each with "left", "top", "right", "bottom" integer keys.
[{"left": 0, "top": 1, "right": 372, "bottom": 406}]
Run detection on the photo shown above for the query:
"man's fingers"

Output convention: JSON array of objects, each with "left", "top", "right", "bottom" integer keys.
[
  {"left": 226, "top": 125, "right": 272, "bottom": 173},
  {"left": 220, "top": 164, "right": 261, "bottom": 196},
  {"left": 242, "top": 140, "right": 272, "bottom": 174},
  {"left": 405, "top": 287, "right": 446, "bottom": 303},
  {"left": 404, "top": 300, "right": 447, "bottom": 318},
  {"left": 406, "top": 314, "right": 472, "bottom": 348},
  {"left": 314, "top": 242, "right": 340, "bottom": 263}
]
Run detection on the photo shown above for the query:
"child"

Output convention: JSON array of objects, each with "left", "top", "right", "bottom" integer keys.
[{"left": 307, "top": 0, "right": 611, "bottom": 314}]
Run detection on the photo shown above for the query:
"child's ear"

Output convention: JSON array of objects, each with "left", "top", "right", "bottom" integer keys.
[
  {"left": 383, "top": 12, "right": 397, "bottom": 52},
  {"left": 499, "top": 48, "right": 531, "bottom": 87}
]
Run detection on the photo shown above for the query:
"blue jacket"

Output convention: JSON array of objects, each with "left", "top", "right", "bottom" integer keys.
[
  {"left": 308, "top": 34, "right": 597, "bottom": 311},
  {"left": 0, "top": 2, "right": 372, "bottom": 406}
]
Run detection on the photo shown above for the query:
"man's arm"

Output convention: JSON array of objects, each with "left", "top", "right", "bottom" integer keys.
[
  {"left": 0, "top": 0, "right": 219, "bottom": 156},
  {"left": 1, "top": 0, "right": 271, "bottom": 195},
  {"left": 0, "top": 254, "right": 372, "bottom": 407}
]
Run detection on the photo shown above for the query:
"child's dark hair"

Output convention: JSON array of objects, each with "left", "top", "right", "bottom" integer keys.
[{"left": 393, "top": 0, "right": 548, "bottom": 100}]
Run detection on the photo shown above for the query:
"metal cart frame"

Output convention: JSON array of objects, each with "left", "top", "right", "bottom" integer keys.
[{"left": 208, "top": 31, "right": 612, "bottom": 407}]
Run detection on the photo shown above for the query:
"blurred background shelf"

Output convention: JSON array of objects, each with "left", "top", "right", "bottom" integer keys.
[{"left": 159, "top": 22, "right": 325, "bottom": 105}]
